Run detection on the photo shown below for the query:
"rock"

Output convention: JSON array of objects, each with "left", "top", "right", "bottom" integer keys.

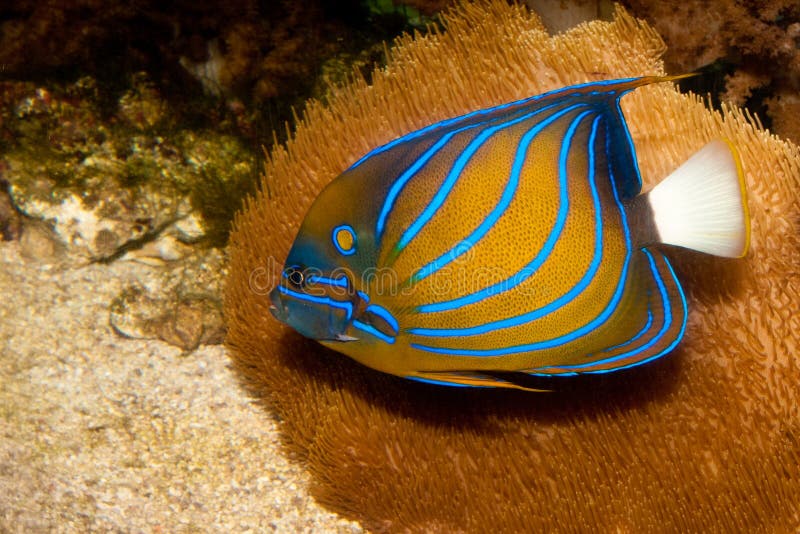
[
  {"left": 1, "top": 77, "right": 257, "bottom": 264},
  {"left": 19, "top": 220, "right": 65, "bottom": 263},
  {"left": 0, "top": 180, "right": 22, "bottom": 240},
  {"left": 156, "top": 295, "right": 226, "bottom": 350},
  {"left": 109, "top": 248, "right": 226, "bottom": 350}
]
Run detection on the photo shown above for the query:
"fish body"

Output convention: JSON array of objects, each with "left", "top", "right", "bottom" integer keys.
[{"left": 269, "top": 77, "right": 750, "bottom": 390}]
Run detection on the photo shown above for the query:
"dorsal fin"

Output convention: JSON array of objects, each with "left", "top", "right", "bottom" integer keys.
[
  {"left": 351, "top": 75, "right": 692, "bottom": 202},
  {"left": 583, "top": 76, "right": 694, "bottom": 199}
]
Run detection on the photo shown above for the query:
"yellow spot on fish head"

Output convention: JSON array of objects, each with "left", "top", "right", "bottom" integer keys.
[{"left": 333, "top": 225, "right": 356, "bottom": 255}]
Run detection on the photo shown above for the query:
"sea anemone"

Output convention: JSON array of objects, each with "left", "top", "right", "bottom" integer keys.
[{"left": 225, "top": 1, "right": 800, "bottom": 530}]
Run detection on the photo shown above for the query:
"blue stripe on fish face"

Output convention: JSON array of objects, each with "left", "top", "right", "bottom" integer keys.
[
  {"left": 375, "top": 100, "right": 567, "bottom": 241},
  {"left": 414, "top": 111, "right": 602, "bottom": 314},
  {"left": 409, "top": 112, "right": 603, "bottom": 335},
  {"left": 306, "top": 275, "right": 350, "bottom": 288},
  {"left": 409, "top": 105, "right": 595, "bottom": 284},
  {"left": 348, "top": 77, "right": 638, "bottom": 170},
  {"left": 277, "top": 285, "right": 354, "bottom": 321},
  {"left": 392, "top": 104, "right": 589, "bottom": 258},
  {"left": 365, "top": 304, "right": 399, "bottom": 334},
  {"left": 353, "top": 319, "right": 396, "bottom": 344},
  {"left": 408, "top": 124, "right": 635, "bottom": 357}
]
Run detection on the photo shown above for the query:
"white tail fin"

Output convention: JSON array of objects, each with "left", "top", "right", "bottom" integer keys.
[{"left": 647, "top": 140, "right": 750, "bottom": 258}]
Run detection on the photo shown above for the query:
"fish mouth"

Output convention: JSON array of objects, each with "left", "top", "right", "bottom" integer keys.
[
  {"left": 268, "top": 284, "right": 359, "bottom": 342},
  {"left": 269, "top": 287, "right": 287, "bottom": 323}
]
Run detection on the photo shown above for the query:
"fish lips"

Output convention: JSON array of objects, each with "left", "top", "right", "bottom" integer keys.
[
  {"left": 269, "top": 287, "right": 288, "bottom": 323},
  {"left": 269, "top": 285, "right": 357, "bottom": 342}
]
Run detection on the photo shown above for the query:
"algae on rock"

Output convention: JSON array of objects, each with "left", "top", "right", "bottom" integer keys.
[{"left": 0, "top": 74, "right": 258, "bottom": 263}]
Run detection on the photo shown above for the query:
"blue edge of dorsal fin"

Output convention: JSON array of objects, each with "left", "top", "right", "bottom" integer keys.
[
  {"left": 349, "top": 75, "right": 689, "bottom": 201},
  {"left": 535, "top": 76, "right": 690, "bottom": 200}
]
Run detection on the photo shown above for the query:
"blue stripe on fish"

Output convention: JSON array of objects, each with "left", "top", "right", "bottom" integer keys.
[
  {"left": 278, "top": 285, "right": 354, "bottom": 321},
  {"left": 410, "top": 105, "right": 594, "bottom": 284},
  {"left": 536, "top": 248, "right": 687, "bottom": 374},
  {"left": 307, "top": 275, "right": 349, "bottom": 288},
  {"left": 408, "top": 128, "right": 634, "bottom": 356},
  {"left": 414, "top": 112, "right": 604, "bottom": 314},
  {"left": 393, "top": 104, "right": 587, "bottom": 256},
  {"left": 365, "top": 304, "right": 400, "bottom": 334},
  {"left": 348, "top": 77, "right": 638, "bottom": 169},
  {"left": 353, "top": 319, "right": 396, "bottom": 344},
  {"left": 409, "top": 113, "right": 603, "bottom": 335},
  {"left": 376, "top": 100, "right": 568, "bottom": 240}
]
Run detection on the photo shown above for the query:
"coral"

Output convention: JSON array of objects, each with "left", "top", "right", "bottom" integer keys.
[
  {"left": 225, "top": 0, "right": 800, "bottom": 531},
  {"left": 765, "top": 92, "right": 800, "bottom": 146},
  {"left": 621, "top": 0, "right": 800, "bottom": 143}
]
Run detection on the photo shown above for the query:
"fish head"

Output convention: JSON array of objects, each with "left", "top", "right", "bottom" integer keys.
[{"left": 269, "top": 177, "right": 385, "bottom": 346}]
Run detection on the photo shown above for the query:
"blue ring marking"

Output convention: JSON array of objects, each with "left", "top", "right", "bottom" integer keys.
[
  {"left": 357, "top": 290, "right": 370, "bottom": 303},
  {"left": 405, "top": 376, "right": 485, "bottom": 388},
  {"left": 410, "top": 113, "right": 602, "bottom": 335},
  {"left": 365, "top": 304, "right": 399, "bottom": 334},
  {"left": 376, "top": 100, "right": 566, "bottom": 241},
  {"left": 353, "top": 319, "right": 396, "bottom": 344},
  {"left": 348, "top": 78, "right": 639, "bottom": 170},
  {"left": 394, "top": 103, "right": 584, "bottom": 256},
  {"left": 307, "top": 275, "right": 349, "bottom": 288},
  {"left": 278, "top": 285, "right": 353, "bottom": 321},
  {"left": 408, "top": 116, "right": 635, "bottom": 356},
  {"left": 410, "top": 105, "right": 591, "bottom": 284},
  {"left": 601, "top": 308, "right": 653, "bottom": 353},
  {"left": 332, "top": 224, "right": 356, "bottom": 256},
  {"left": 539, "top": 249, "right": 687, "bottom": 373}
]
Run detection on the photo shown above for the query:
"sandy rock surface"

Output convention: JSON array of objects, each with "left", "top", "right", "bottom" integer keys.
[{"left": 0, "top": 241, "right": 361, "bottom": 533}]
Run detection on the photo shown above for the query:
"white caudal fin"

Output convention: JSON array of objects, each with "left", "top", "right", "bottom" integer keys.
[{"left": 647, "top": 140, "right": 751, "bottom": 258}]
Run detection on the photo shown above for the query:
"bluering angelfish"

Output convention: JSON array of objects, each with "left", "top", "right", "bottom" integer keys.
[{"left": 269, "top": 77, "right": 750, "bottom": 390}]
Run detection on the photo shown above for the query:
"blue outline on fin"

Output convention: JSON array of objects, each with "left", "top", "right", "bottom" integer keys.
[
  {"left": 349, "top": 77, "right": 638, "bottom": 170},
  {"left": 535, "top": 248, "right": 687, "bottom": 374},
  {"left": 409, "top": 117, "right": 634, "bottom": 357}
]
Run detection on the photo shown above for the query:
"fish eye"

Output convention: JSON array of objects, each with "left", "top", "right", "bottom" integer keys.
[
  {"left": 284, "top": 265, "right": 306, "bottom": 288},
  {"left": 332, "top": 224, "right": 356, "bottom": 256}
]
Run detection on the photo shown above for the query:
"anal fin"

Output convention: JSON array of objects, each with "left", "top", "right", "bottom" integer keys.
[
  {"left": 528, "top": 247, "right": 687, "bottom": 375},
  {"left": 408, "top": 371, "right": 550, "bottom": 392}
]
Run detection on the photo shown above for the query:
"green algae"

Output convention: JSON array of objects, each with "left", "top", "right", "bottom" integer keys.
[{"left": 2, "top": 74, "right": 258, "bottom": 250}]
